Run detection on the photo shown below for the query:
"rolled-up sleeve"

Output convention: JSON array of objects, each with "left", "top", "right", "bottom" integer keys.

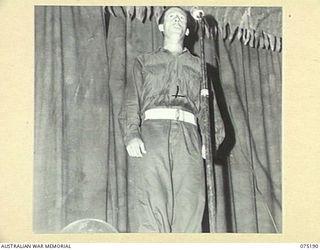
[{"left": 118, "top": 56, "right": 144, "bottom": 146}]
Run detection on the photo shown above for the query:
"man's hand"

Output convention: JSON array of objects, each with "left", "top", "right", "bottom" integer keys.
[{"left": 126, "top": 138, "right": 147, "bottom": 157}]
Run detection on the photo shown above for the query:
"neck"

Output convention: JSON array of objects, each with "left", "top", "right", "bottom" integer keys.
[{"left": 163, "top": 36, "right": 184, "bottom": 54}]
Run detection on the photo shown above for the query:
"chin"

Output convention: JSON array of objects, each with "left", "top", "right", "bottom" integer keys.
[
  {"left": 168, "top": 32, "right": 184, "bottom": 38},
  {"left": 169, "top": 28, "right": 183, "bottom": 35}
]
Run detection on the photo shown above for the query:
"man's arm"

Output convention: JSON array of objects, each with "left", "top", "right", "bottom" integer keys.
[{"left": 118, "top": 57, "right": 147, "bottom": 157}]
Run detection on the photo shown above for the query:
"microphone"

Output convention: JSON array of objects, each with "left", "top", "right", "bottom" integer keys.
[{"left": 190, "top": 7, "right": 204, "bottom": 20}]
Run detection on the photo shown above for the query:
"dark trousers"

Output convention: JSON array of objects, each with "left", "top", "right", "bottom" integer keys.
[{"left": 129, "top": 119, "right": 205, "bottom": 232}]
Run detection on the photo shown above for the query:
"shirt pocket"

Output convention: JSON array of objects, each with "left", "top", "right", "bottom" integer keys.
[
  {"left": 182, "top": 65, "right": 201, "bottom": 102},
  {"left": 142, "top": 63, "right": 168, "bottom": 96}
]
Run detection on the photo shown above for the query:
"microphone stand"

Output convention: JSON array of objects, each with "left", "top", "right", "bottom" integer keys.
[{"left": 196, "top": 10, "right": 217, "bottom": 233}]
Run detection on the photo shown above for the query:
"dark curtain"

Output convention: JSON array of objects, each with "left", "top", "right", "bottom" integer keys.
[
  {"left": 34, "top": 6, "right": 111, "bottom": 232},
  {"left": 34, "top": 6, "right": 281, "bottom": 233},
  {"left": 215, "top": 39, "right": 282, "bottom": 233}
]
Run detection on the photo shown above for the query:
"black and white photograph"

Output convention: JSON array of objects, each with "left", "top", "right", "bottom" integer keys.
[{"left": 33, "top": 6, "right": 282, "bottom": 234}]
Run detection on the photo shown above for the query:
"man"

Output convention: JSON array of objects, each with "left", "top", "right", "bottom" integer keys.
[{"left": 119, "top": 7, "right": 206, "bottom": 233}]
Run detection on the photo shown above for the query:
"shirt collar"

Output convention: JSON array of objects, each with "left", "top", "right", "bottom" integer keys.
[{"left": 158, "top": 47, "right": 189, "bottom": 55}]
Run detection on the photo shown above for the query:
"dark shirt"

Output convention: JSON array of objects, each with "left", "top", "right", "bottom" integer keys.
[{"left": 119, "top": 47, "right": 204, "bottom": 145}]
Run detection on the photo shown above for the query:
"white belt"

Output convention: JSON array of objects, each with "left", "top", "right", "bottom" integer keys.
[{"left": 144, "top": 108, "right": 197, "bottom": 126}]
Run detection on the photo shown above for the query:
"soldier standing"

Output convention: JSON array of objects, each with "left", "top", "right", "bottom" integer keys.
[{"left": 119, "top": 7, "right": 206, "bottom": 232}]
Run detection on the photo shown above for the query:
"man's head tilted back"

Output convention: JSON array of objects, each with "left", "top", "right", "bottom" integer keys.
[{"left": 158, "top": 7, "right": 190, "bottom": 38}]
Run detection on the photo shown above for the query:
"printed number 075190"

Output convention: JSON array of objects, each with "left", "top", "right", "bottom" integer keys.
[{"left": 300, "top": 244, "right": 319, "bottom": 249}]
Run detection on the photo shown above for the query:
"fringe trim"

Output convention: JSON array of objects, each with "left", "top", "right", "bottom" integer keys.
[{"left": 106, "top": 6, "right": 282, "bottom": 52}]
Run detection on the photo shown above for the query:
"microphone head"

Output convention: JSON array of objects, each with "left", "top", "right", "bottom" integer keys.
[{"left": 190, "top": 7, "right": 204, "bottom": 20}]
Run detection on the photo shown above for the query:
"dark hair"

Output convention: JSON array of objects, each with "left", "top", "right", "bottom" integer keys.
[{"left": 158, "top": 6, "right": 189, "bottom": 26}]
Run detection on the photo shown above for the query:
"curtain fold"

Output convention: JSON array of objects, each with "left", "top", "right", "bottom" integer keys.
[
  {"left": 217, "top": 39, "right": 282, "bottom": 232},
  {"left": 34, "top": 6, "right": 281, "bottom": 233},
  {"left": 34, "top": 6, "right": 111, "bottom": 232},
  {"left": 105, "top": 12, "right": 128, "bottom": 232}
]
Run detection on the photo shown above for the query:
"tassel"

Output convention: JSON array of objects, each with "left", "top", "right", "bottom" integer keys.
[
  {"left": 258, "top": 33, "right": 265, "bottom": 50},
  {"left": 223, "top": 25, "right": 228, "bottom": 40},
  {"left": 154, "top": 6, "right": 164, "bottom": 24},
  {"left": 136, "top": 6, "right": 146, "bottom": 22},
  {"left": 269, "top": 34, "right": 275, "bottom": 51},
  {"left": 276, "top": 36, "right": 282, "bottom": 52},
  {"left": 126, "top": 6, "right": 135, "bottom": 19},
  {"left": 243, "top": 29, "right": 251, "bottom": 45},
  {"left": 204, "top": 23, "right": 210, "bottom": 38},
  {"left": 237, "top": 27, "right": 243, "bottom": 41},
  {"left": 107, "top": 6, "right": 116, "bottom": 17},
  {"left": 145, "top": 6, "right": 152, "bottom": 20},
  {"left": 264, "top": 32, "right": 270, "bottom": 50},
  {"left": 228, "top": 24, "right": 235, "bottom": 41},
  {"left": 249, "top": 30, "right": 255, "bottom": 48}
]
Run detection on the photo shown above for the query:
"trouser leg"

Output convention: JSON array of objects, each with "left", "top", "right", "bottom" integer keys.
[
  {"left": 170, "top": 122, "right": 206, "bottom": 233},
  {"left": 129, "top": 120, "right": 173, "bottom": 232},
  {"left": 129, "top": 120, "right": 205, "bottom": 233}
]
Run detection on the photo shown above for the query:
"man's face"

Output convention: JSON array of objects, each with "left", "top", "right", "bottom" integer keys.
[{"left": 162, "top": 8, "right": 188, "bottom": 38}]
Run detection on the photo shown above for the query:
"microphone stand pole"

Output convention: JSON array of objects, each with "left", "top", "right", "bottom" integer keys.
[{"left": 197, "top": 11, "right": 217, "bottom": 233}]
